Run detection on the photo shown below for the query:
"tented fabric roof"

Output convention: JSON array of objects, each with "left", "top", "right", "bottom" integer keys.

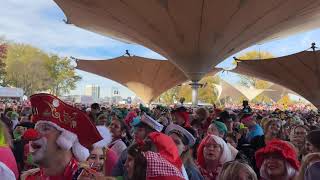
[
  {"left": 260, "top": 83, "right": 296, "bottom": 102},
  {"left": 76, "top": 56, "right": 188, "bottom": 103},
  {"left": 231, "top": 50, "right": 320, "bottom": 108},
  {"left": 54, "top": 0, "right": 320, "bottom": 81},
  {"left": 215, "top": 79, "right": 245, "bottom": 101},
  {"left": 217, "top": 79, "right": 265, "bottom": 101},
  {"left": 233, "top": 85, "right": 265, "bottom": 101}
]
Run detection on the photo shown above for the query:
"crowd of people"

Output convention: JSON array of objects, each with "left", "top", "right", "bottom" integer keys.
[{"left": 1, "top": 94, "right": 320, "bottom": 180}]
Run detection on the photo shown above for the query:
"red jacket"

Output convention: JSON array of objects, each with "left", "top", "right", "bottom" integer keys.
[{"left": 25, "top": 158, "right": 80, "bottom": 180}]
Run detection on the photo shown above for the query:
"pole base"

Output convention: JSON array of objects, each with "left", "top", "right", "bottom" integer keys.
[{"left": 189, "top": 81, "right": 202, "bottom": 106}]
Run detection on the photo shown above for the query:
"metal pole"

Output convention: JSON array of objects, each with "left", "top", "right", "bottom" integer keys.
[{"left": 190, "top": 81, "right": 201, "bottom": 106}]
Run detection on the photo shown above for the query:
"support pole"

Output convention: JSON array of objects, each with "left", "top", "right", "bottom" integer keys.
[{"left": 190, "top": 81, "right": 201, "bottom": 106}]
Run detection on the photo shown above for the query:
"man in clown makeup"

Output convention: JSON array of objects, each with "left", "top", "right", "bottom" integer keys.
[{"left": 22, "top": 93, "right": 102, "bottom": 180}]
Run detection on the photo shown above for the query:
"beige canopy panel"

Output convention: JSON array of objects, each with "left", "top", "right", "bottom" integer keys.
[
  {"left": 215, "top": 79, "right": 245, "bottom": 101},
  {"left": 218, "top": 79, "right": 265, "bottom": 101},
  {"left": 260, "top": 83, "right": 297, "bottom": 103},
  {"left": 76, "top": 56, "right": 189, "bottom": 103},
  {"left": 233, "top": 85, "right": 265, "bottom": 101},
  {"left": 231, "top": 50, "right": 320, "bottom": 108},
  {"left": 54, "top": 0, "right": 320, "bottom": 81}
]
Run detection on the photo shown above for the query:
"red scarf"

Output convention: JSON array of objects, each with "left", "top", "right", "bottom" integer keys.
[
  {"left": 197, "top": 135, "right": 223, "bottom": 180},
  {"left": 197, "top": 162, "right": 222, "bottom": 180}
]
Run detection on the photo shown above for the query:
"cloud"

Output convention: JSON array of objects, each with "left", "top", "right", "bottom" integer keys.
[
  {"left": 0, "top": 0, "right": 143, "bottom": 97},
  {"left": 0, "top": 0, "right": 126, "bottom": 57}
]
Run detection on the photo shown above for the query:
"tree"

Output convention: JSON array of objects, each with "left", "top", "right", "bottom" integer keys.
[
  {"left": 252, "top": 94, "right": 273, "bottom": 104},
  {"left": 177, "top": 83, "right": 192, "bottom": 102},
  {"left": 159, "top": 86, "right": 180, "bottom": 105},
  {"left": 198, "top": 76, "right": 220, "bottom": 104},
  {"left": 158, "top": 75, "right": 221, "bottom": 105},
  {"left": 236, "top": 51, "right": 273, "bottom": 89},
  {"left": 277, "top": 95, "right": 293, "bottom": 107},
  {"left": 5, "top": 43, "right": 52, "bottom": 96},
  {"left": 0, "top": 43, "right": 7, "bottom": 86},
  {"left": 46, "top": 55, "right": 81, "bottom": 96},
  {"left": 4, "top": 43, "right": 81, "bottom": 96}
]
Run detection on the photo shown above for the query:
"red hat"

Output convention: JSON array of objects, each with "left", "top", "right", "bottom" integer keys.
[
  {"left": 255, "top": 139, "right": 300, "bottom": 170},
  {"left": 148, "top": 132, "right": 182, "bottom": 170},
  {"left": 124, "top": 111, "right": 137, "bottom": 127},
  {"left": 174, "top": 111, "right": 191, "bottom": 128},
  {"left": 214, "top": 108, "right": 222, "bottom": 115},
  {"left": 241, "top": 114, "right": 254, "bottom": 124},
  {"left": 30, "top": 93, "right": 102, "bottom": 161}
]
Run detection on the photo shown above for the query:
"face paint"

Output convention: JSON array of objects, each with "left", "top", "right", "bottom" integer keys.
[{"left": 30, "top": 137, "right": 48, "bottom": 164}]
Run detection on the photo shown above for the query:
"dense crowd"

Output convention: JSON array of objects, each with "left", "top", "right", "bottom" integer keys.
[{"left": 1, "top": 95, "right": 320, "bottom": 180}]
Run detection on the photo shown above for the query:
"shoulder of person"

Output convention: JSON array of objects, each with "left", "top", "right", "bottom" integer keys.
[
  {"left": 113, "top": 140, "right": 127, "bottom": 148},
  {"left": 185, "top": 164, "right": 204, "bottom": 180},
  {"left": 20, "top": 168, "right": 40, "bottom": 180},
  {"left": 0, "top": 161, "right": 17, "bottom": 180}
]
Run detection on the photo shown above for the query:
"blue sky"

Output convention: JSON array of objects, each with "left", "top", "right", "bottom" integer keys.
[{"left": 1, "top": 0, "right": 320, "bottom": 98}]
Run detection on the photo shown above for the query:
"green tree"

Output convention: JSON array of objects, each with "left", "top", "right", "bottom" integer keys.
[
  {"left": 277, "top": 94, "right": 292, "bottom": 106},
  {"left": 5, "top": 43, "right": 52, "bottom": 96},
  {"left": 252, "top": 94, "right": 273, "bottom": 104},
  {"left": 4, "top": 43, "right": 81, "bottom": 96},
  {"left": 159, "top": 86, "right": 180, "bottom": 105},
  {"left": 198, "top": 76, "right": 220, "bottom": 104},
  {"left": 177, "top": 83, "right": 192, "bottom": 102},
  {"left": 159, "top": 75, "right": 221, "bottom": 105},
  {"left": 46, "top": 55, "right": 81, "bottom": 96},
  {"left": 0, "top": 43, "right": 7, "bottom": 86}
]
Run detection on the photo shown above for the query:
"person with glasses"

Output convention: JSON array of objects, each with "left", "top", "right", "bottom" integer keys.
[{"left": 197, "top": 134, "right": 233, "bottom": 180}]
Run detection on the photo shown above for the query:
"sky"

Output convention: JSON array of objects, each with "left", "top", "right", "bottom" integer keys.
[{"left": 1, "top": 0, "right": 320, "bottom": 98}]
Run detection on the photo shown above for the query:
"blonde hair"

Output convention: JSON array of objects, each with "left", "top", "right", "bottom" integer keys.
[
  {"left": 218, "top": 161, "right": 258, "bottom": 180},
  {"left": 260, "top": 161, "right": 297, "bottom": 180}
]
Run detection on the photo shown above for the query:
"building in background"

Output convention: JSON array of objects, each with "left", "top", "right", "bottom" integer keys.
[
  {"left": 111, "top": 87, "right": 120, "bottom": 97},
  {"left": 111, "top": 96, "right": 123, "bottom": 104},
  {"left": 60, "top": 95, "right": 94, "bottom": 105},
  {"left": 85, "top": 85, "right": 100, "bottom": 102}
]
